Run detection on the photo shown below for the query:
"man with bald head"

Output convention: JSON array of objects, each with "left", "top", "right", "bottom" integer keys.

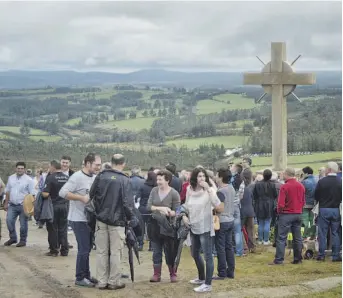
[
  {"left": 89, "top": 154, "right": 135, "bottom": 290},
  {"left": 314, "top": 162, "right": 342, "bottom": 262},
  {"left": 270, "top": 168, "right": 305, "bottom": 265}
]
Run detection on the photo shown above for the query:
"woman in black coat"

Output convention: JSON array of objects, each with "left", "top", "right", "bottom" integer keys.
[
  {"left": 137, "top": 171, "right": 157, "bottom": 250},
  {"left": 253, "top": 169, "right": 278, "bottom": 245}
]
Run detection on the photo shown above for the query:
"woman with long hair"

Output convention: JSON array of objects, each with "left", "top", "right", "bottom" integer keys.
[
  {"left": 253, "top": 169, "right": 278, "bottom": 245},
  {"left": 240, "top": 169, "right": 256, "bottom": 252},
  {"left": 147, "top": 170, "right": 180, "bottom": 283},
  {"left": 137, "top": 171, "right": 157, "bottom": 251},
  {"left": 180, "top": 167, "right": 223, "bottom": 293}
]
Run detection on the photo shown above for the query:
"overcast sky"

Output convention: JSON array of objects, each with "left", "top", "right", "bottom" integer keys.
[{"left": 0, "top": 1, "right": 341, "bottom": 72}]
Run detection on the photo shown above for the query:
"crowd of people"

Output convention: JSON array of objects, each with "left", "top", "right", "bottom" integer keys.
[{"left": 0, "top": 154, "right": 342, "bottom": 293}]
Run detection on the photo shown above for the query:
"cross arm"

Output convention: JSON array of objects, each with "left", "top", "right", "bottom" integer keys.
[
  {"left": 243, "top": 72, "right": 316, "bottom": 85},
  {"left": 279, "top": 73, "right": 316, "bottom": 85},
  {"left": 243, "top": 73, "right": 264, "bottom": 85}
]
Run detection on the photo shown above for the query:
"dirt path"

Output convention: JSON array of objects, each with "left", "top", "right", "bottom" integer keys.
[{"left": 0, "top": 211, "right": 341, "bottom": 298}]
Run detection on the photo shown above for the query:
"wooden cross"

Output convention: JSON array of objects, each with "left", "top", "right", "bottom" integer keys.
[{"left": 243, "top": 42, "right": 316, "bottom": 171}]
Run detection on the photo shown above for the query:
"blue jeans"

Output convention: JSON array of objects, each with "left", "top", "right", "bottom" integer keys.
[
  {"left": 191, "top": 232, "right": 214, "bottom": 285},
  {"left": 233, "top": 204, "right": 243, "bottom": 256},
  {"left": 71, "top": 221, "right": 92, "bottom": 281},
  {"left": 258, "top": 218, "right": 272, "bottom": 242},
  {"left": 6, "top": 204, "right": 28, "bottom": 243},
  {"left": 274, "top": 214, "right": 302, "bottom": 263},
  {"left": 215, "top": 221, "right": 235, "bottom": 278},
  {"left": 318, "top": 208, "right": 341, "bottom": 260}
]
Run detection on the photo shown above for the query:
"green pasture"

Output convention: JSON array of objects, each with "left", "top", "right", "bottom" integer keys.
[
  {"left": 65, "top": 117, "right": 82, "bottom": 125},
  {"left": 96, "top": 117, "right": 157, "bottom": 131},
  {"left": 0, "top": 126, "right": 48, "bottom": 136},
  {"left": 166, "top": 135, "right": 246, "bottom": 149},
  {"left": 216, "top": 119, "right": 255, "bottom": 129},
  {"left": 90, "top": 142, "right": 159, "bottom": 151},
  {"left": 237, "top": 151, "right": 342, "bottom": 171},
  {"left": 196, "top": 94, "right": 256, "bottom": 115},
  {"left": 29, "top": 135, "right": 62, "bottom": 142}
]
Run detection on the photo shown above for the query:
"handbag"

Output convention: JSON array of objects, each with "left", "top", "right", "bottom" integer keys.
[{"left": 213, "top": 213, "right": 220, "bottom": 231}]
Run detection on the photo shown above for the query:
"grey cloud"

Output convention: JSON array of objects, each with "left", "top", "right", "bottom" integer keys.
[{"left": 0, "top": 1, "right": 341, "bottom": 71}]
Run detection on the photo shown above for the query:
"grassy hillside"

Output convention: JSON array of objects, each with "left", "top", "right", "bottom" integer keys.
[
  {"left": 0, "top": 126, "right": 48, "bottom": 136},
  {"left": 97, "top": 117, "right": 157, "bottom": 131},
  {"left": 167, "top": 135, "right": 246, "bottom": 149},
  {"left": 239, "top": 151, "right": 342, "bottom": 171}
]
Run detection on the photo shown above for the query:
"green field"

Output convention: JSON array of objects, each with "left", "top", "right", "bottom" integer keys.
[
  {"left": 97, "top": 117, "right": 157, "bottom": 131},
  {"left": 166, "top": 135, "right": 246, "bottom": 149},
  {"left": 65, "top": 117, "right": 82, "bottom": 125},
  {"left": 0, "top": 126, "right": 48, "bottom": 136},
  {"left": 29, "top": 135, "right": 62, "bottom": 142},
  {"left": 90, "top": 142, "right": 159, "bottom": 151},
  {"left": 196, "top": 94, "right": 256, "bottom": 115},
  {"left": 217, "top": 119, "right": 255, "bottom": 129},
  {"left": 236, "top": 151, "right": 342, "bottom": 171},
  {"left": 213, "top": 93, "right": 256, "bottom": 107},
  {"left": 300, "top": 95, "right": 332, "bottom": 101}
]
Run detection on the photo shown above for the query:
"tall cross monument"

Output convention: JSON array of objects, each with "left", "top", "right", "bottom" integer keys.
[{"left": 243, "top": 42, "right": 316, "bottom": 171}]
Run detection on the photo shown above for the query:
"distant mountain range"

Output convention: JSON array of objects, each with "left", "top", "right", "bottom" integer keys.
[{"left": 0, "top": 69, "right": 341, "bottom": 89}]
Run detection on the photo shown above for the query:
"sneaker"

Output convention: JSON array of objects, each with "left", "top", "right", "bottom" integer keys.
[
  {"left": 189, "top": 279, "right": 205, "bottom": 285},
  {"left": 75, "top": 278, "right": 95, "bottom": 288},
  {"left": 194, "top": 284, "right": 212, "bottom": 293},
  {"left": 263, "top": 241, "right": 271, "bottom": 246},
  {"left": 4, "top": 239, "right": 17, "bottom": 246},
  {"left": 45, "top": 251, "right": 58, "bottom": 257},
  {"left": 89, "top": 277, "right": 98, "bottom": 284},
  {"left": 212, "top": 275, "right": 226, "bottom": 280},
  {"left": 268, "top": 260, "right": 284, "bottom": 265},
  {"left": 16, "top": 242, "right": 26, "bottom": 247},
  {"left": 108, "top": 282, "right": 126, "bottom": 290},
  {"left": 257, "top": 241, "right": 263, "bottom": 245}
]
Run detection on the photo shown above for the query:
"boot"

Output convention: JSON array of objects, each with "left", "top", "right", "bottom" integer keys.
[
  {"left": 150, "top": 264, "right": 161, "bottom": 282},
  {"left": 168, "top": 265, "right": 177, "bottom": 283}
]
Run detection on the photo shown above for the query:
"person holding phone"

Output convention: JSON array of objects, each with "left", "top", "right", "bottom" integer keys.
[{"left": 180, "top": 167, "right": 224, "bottom": 293}]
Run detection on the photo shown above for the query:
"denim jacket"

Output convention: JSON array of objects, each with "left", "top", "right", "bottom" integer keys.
[{"left": 301, "top": 175, "right": 317, "bottom": 207}]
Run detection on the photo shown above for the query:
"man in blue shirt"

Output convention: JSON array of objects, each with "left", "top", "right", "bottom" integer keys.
[
  {"left": 300, "top": 166, "right": 317, "bottom": 240},
  {"left": 4, "top": 162, "right": 35, "bottom": 247},
  {"left": 337, "top": 163, "right": 342, "bottom": 179}
]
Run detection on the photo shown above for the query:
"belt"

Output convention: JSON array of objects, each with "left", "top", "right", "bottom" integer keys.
[{"left": 9, "top": 202, "right": 23, "bottom": 206}]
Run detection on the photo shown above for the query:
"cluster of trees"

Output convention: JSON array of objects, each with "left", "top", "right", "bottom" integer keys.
[
  {"left": 0, "top": 139, "right": 228, "bottom": 182},
  {"left": 247, "top": 96, "right": 342, "bottom": 153},
  {"left": 150, "top": 107, "right": 260, "bottom": 140},
  {"left": 114, "top": 85, "right": 136, "bottom": 90}
]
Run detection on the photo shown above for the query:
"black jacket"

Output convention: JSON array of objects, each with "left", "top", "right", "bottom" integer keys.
[
  {"left": 253, "top": 180, "right": 278, "bottom": 219},
  {"left": 315, "top": 175, "right": 342, "bottom": 208},
  {"left": 137, "top": 183, "right": 154, "bottom": 216},
  {"left": 90, "top": 169, "right": 135, "bottom": 227}
]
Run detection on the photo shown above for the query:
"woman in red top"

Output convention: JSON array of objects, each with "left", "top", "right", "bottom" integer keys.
[{"left": 180, "top": 170, "right": 190, "bottom": 204}]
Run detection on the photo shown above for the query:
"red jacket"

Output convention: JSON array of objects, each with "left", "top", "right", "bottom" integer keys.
[{"left": 277, "top": 178, "right": 305, "bottom": 214}]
